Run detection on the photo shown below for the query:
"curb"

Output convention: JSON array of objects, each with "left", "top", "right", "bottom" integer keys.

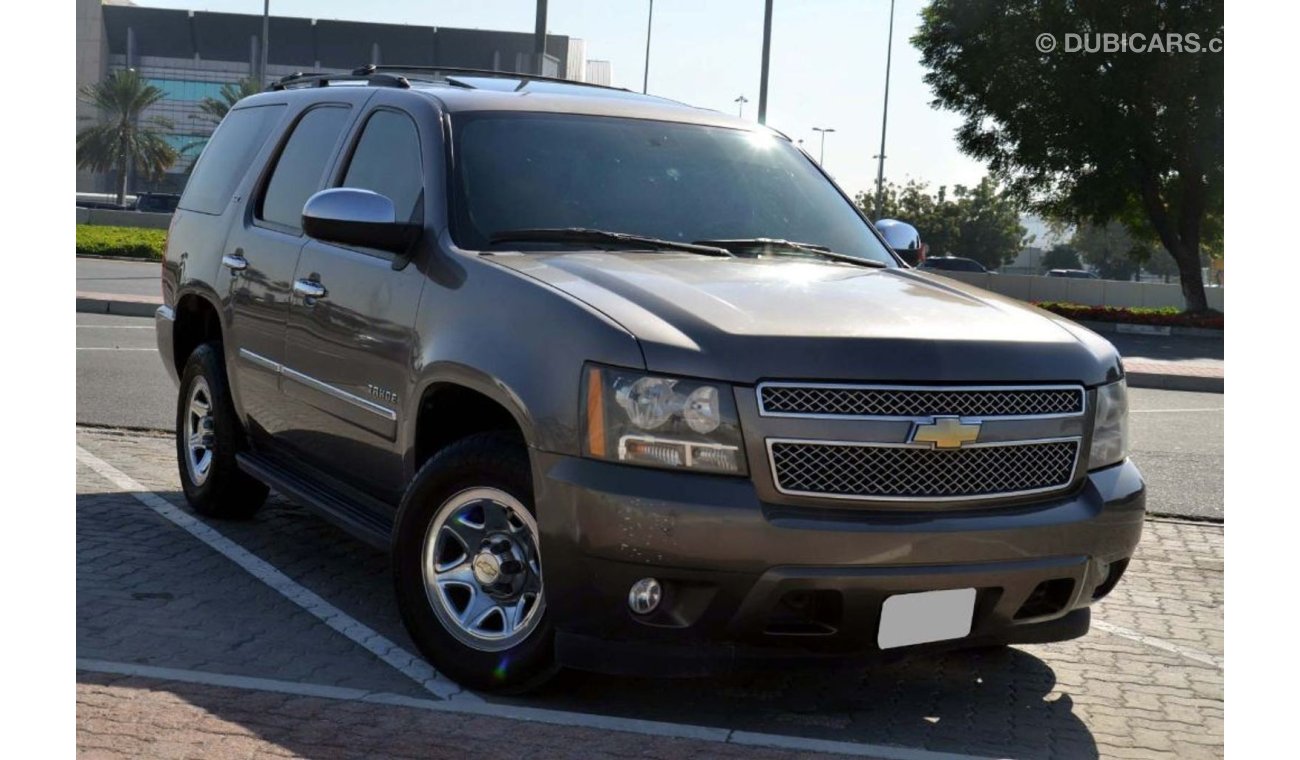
[
  {"left": 77, "top": 292, "right": 162, "bottom": 318},
  {"left": 1124, "top": 370, "right": 1222, "bottom": 394},
  {"left": 1077, "top": 319, "right": 1223, "bottom": 339}
]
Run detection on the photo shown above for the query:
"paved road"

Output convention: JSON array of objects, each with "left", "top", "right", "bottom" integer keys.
[
  {"left": 76, "top": 428, "right": 1223, "bottom": 758},
  {"left": 76, "top": 257, "right": 160, "bottom": 299},
  {"left": 75, "top": 312, "right": 1225, "bottom": 520}
]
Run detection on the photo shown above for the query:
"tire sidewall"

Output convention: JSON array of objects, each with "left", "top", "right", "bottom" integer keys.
[
  {"left": 175, "top": 342, "right": 264, "bottom": 516},
  {"left": 393, "top": 434, "right": 555, "bottom": 692}
]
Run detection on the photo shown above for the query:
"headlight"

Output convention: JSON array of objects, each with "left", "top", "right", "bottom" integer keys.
[
  {"left": 1089, "top": 379, "right": 1129, "bottom": 470},
  {"left": 583, "top": 365, "right": 747, "bottom": 475}
]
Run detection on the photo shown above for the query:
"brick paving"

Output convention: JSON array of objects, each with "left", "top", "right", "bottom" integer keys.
[{"left": 76, "top": 427, "right": 1223, "bottom": 759}]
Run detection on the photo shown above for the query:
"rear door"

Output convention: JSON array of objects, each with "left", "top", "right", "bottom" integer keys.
[
  {"left": 222, "top": 103, "right": 356, "bottom": 439},
  {"left": 278, "top": 102, "right": 430, "bottom": 501}
]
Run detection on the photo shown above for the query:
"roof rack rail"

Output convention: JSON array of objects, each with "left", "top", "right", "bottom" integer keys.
[
  {"left": 269, "top": 70, "right": 411, "bottom": 91},
  {"left": 350, "top": 64, "right": 631, "bottom": 93}
]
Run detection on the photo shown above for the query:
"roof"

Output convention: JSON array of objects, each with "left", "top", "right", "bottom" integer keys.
[{"left": 264, "top": 68, "right": 769, "bottom": 133}]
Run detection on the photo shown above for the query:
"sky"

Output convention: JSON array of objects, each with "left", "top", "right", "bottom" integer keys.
[{"left": 133, "top": 0, "right": 992, "bottom": 201}]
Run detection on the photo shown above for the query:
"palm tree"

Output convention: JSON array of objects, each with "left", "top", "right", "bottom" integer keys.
[
  {"left": 194, "top": 78, "right": 262, "bottom": 126},
  {"left": 77, "top": 69, "right": 178, "bottom": 206}
]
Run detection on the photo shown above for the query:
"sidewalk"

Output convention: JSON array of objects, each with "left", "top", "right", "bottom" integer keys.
[{"left": 75, "top": 257, "right": 1223, "bottom": 392}]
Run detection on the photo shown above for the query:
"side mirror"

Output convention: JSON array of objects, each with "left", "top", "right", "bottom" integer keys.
[
  {"left": 302, "top": 188, "right": 420, "bottom": 254},
  {"left": 874, "top": 218, "right": 925, "bottom": 267}
]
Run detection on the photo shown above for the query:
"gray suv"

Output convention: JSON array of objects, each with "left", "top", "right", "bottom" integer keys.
[{"left": 156, "top": 67, "right": 1143, "bottom": 692}]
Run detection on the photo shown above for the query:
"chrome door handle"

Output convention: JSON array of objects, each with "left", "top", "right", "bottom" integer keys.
[
  {"left": 221, "top": 253, "right": 248, "bottom": 271},
  {"left": 293, "top": 279, "right": 328, "bottom": 300}
]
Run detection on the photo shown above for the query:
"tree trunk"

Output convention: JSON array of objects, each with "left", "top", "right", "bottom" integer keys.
[{"left": 1136, "top": 169, "right": 1211, "bottom": 313}]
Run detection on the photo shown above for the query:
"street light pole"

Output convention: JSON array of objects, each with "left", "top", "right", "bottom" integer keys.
[
  {"left": 812, "top": 126, "right": 836, "bottom": 165},
  {"left": 757, "top": 0, "right": 773, "bottom": 124},
  {"left": 534, "top": 0, "right": 549, "bottom": 75},
  {"left": 642, "top": 0, "right": 654, "bottom": 93},
  {"left": 873, "top": 0, "right": 896, "bottom": 220},
  {"left": 260, "top": 0, "right": 269, "bottom": 85},
  {"left": 735, "top": 95, "right": 749, "bottom": 118}
]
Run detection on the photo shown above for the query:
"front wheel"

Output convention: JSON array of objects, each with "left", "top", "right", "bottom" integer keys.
[{"left": 393, "top": 432, "right": 556, "bottom": 693}]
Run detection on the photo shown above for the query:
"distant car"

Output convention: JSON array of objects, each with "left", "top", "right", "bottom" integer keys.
[
  {"left": 919, "top": 256, "right": 989, "bottom": 273},
  {"left": 135, "top": 192, "right": 182, "bottom": 213},
  {"left": 1047, "top": 269, "right": 1100, "bottom": 279}
]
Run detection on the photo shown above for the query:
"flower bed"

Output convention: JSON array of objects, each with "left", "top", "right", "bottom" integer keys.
[{"left": 1033, "top": 301, "right": 1223, "bottom": 329}]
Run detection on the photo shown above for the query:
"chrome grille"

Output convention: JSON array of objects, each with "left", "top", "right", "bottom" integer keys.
[
  {"left": 759, "top": 384, "right": 1083, "bottom": 418},
  {"left": 768, "top": 439, "right": 1079, "bottom": 501}
]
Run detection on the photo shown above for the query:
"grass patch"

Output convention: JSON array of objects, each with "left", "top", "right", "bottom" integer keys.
[
  {"left": 1034, "top": 301, "right": 1223, "bottom": 329},
  {"left": 76, "top": 224, "right": 166, "bottom": 260}
]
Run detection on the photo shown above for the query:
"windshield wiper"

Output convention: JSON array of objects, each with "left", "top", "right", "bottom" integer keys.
[
  {"left": 693, "top": 238, "right": 888, "bottom": 268},
  {"left": 490, "top": 228, "right": 734, "bottom": 257}
]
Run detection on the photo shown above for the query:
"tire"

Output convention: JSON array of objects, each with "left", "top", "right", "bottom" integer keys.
[
  {"left": 175, "top": 342, "right": 269, "bottom": 519},
  {"left": 393, "top": 432, "right": 557, "bottom": 693}
]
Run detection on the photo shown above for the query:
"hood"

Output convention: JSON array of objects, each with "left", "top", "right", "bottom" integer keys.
[{"left": 490, "top": 251, "right": 1122, "bottom": 385}]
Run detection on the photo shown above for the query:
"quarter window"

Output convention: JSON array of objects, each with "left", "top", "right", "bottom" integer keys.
[
  {"left": 258, "top": 106, "right": 351, "bottom": 231},
  {"left": 178, "top": 105, "right": 284, "bottom": 215},
  {"left": 341, "top": 110, "right": 424, "bottom": 222}
]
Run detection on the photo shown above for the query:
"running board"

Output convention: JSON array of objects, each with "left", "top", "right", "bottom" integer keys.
[{"left": 236, "top": 452, "right": 394, "bottom": 550}]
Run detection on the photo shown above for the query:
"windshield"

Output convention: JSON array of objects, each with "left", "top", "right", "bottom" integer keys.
[{"left": 449, "top": 112, "right": 896, "bottom": 265}]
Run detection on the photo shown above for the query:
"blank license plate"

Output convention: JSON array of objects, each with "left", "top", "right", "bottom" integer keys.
[{"left": 877, "top": 588, "right": 977, "bottom": 650}]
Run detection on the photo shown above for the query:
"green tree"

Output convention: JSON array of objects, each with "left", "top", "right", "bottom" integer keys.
[
  {"left": 194, "top": 78, "right": 262, "bottom": 126},
  {"left": 76, "top": 69, "right": 178, "bottom": 206},
  {"left": 914, "top": 1, "right": 1223, "bottom": 312},
  {"left": 860, "top": 177, "right": 1027, "bottom": 269},
  {"left": 1042, "top": 243, "right": 1082, "bottom": 272},
  {"left": 1072, "top": 221, "right": 1139, "bottom": 281}
]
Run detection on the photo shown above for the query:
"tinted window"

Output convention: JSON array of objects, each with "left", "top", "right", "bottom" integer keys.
[
  {"left": 341, "top": 111, "right": 423, "bottom": 222},
  {"left": 451, "top": 113, "right": 894, "bottom": 264},
  {"left": 179, "top": 105, "right": 284, "bottom": 215},
  {"left": 259, "top": 106, "right": 351, "bottom": 230}
]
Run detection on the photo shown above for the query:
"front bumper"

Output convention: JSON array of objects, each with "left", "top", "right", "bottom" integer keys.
[{"left": 534, "top": 453, "right": 1144, "bottom": 676}]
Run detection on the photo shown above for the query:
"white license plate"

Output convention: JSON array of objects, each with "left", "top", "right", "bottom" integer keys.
[{"left": 877, "top": 588, "right": 977, "bottom": 650}]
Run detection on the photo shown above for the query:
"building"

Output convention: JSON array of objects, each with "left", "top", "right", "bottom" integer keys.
[
  {"left": 76, "top": 0, "right": 586, "bottom": 193},
  {"left": 584, "top": 60, "right": 613, "bottom": 87}
]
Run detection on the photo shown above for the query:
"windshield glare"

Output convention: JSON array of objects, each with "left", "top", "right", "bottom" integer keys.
[{"left": 450, "top": 113, "right": 895, "bottom": 265}]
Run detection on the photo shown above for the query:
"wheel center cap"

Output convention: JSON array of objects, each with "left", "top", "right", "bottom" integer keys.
[{"left": 472, "top": 552, "right": 502, "bottom": 585}]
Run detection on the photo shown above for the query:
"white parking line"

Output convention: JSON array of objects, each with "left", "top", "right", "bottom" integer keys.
[
  {"left": 77, "top": 659, "right": 1007, "bottom": 760},
  {"left": 76, "top": 347, "right": 157, "bottom": 351},
  {"left": 1130, "top": 408, "right": 1223, "bottom": 414},
  {"left": 1092, "top": 620, "right": 1222, "bottom": 669},
  {"left": 77, "top": 325, "right": 155, "bottom": 329},
  {"left": 75, "top": 445, "right": 476, "bottom": 703}
]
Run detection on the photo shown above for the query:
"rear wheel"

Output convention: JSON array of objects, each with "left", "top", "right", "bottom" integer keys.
[
  {"left": 393, "top": 432, "right": 556, "bottom": 693},
  {"left": 175, "top": 343, "right": 268, "bottom": 518}
]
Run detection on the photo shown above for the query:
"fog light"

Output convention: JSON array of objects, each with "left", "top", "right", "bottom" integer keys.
[{"left": 628, "top": 577, "right": 662, "bottom": 615}]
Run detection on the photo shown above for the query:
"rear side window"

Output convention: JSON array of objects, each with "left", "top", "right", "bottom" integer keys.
[
  {"left": 179, "top": 105, "right": 284, "bottom": 215},
  {"left": 258, "top": 106, "right": 352, "bottom": 231},
  {"left": 340, "top": 110, "right": 424, "bottom": 222}
]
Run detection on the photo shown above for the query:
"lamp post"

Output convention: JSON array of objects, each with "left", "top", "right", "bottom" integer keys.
[
  {"left": 735, "top": 95, "right": 749, "bottom": 118},
  {"left": 642, "top": 0, "right": 654, "bottom": 93},
  {"left": 757, "top": 0, "right": 773, "bottom": 124},
  {"left": 873, "top": 0, "right": 896, "bottom": 220},
  {"left": 812, "top": 126, "right": 836, "bottom": 165},
  {"left": 259, "top": 0, "right": 269, "bottom": 84}
]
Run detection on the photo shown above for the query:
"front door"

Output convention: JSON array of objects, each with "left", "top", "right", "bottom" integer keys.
[
  {"left": 280, "top": 106, "right": 428, "bottom": 502},
  {"left": 224, "top": 103, "right": 355, "bottom": 439}
]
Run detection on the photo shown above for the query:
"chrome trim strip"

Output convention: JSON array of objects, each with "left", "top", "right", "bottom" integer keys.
[
  {"left": 756, "top": 382, "right": 1088, "bottom": 421},
  {"left": 238, "top": 348, "right": 282, "bottom": 373},
  {"left": 281, "top": 367, "right": 398, "bottom": 422},
  {"left": 237, "top": 348, "right": 396, "bottom": 422},
  {"left": 764, "top": 435, "right": 1083, "bottom": 504}
]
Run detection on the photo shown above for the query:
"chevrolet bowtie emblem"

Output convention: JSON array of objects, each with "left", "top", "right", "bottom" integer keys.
[{"left": 911, "top": 416, "right": 982, "bottom": 448}]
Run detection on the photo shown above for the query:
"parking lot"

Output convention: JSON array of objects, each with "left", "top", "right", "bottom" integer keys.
[{"left": 77, "top": 421, "right": 1222, "bottom": 759}]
